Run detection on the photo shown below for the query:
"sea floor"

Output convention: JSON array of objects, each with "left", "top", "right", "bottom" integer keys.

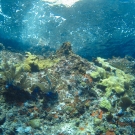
[{"left": 0, "top": 42, "right": 135, "bottom": 135}]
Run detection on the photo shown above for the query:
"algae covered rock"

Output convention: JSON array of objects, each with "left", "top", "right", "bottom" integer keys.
[
  {"left": 29, "top": 119, "right": 41, "bottom": 129},
  {"left": 106, "top": 113, "right": 113, "bottom": 122},
  {"left": 56, "top": 42, "right": 73, "bottom": 56},
  {"left": 119, "top": 97, "right": 132, "bottom": 110},
  {"left": 100, "top": 99, "right": 112, "bottom": 111}
]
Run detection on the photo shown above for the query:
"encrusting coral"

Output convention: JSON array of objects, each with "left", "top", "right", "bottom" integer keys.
[
  {"left": 100, "top": 98, "right": 112, "bottom": 111},
  {"left": 91, "top": 57, "right": 134, "bottom": 97},
  {"left": 21, "top": 52, "right": 60, "bottom": 72}
]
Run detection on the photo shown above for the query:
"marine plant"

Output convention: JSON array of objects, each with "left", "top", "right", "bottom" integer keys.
[{"left": 0, "top": 59, "right": 31, "bottom": 102}]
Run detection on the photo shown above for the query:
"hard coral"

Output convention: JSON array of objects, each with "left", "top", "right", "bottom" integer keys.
[
  {"left": 94, "top": 57, "right": 135, "bottom": 97},
  {"left": 100, "top": 99, "right": 112, "bottom": 111},
  {"left": 22, "top": 52, "right": 60, "bottom": 72}
]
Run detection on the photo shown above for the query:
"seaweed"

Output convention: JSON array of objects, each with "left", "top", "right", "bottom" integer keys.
[{"left": 0, "top": 59, "right": 31, "bottom": 103}]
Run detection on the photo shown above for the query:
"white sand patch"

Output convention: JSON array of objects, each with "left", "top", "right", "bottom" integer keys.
[{"left": 42, "top": 0, "right": 81, "bottom": 7}]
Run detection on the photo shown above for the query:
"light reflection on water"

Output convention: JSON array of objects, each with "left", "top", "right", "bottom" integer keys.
[{"left": 0, "top": 0, "right": 135, "bottom": 58}]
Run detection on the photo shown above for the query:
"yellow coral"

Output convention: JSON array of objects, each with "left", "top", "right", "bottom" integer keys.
[
  {"left": 100, "top": 99, "right": 112, "bottom": 111},
  {"left": 20, "top": 52, "right": 60, "bottom": 72},
  {"left": 90, "top": 67, "right": 106, "bottom": 79},
  {"left": 99, "top": 69, "right": 134, "bottom": 97},
  {"left": 22, "top": 64, "right": 31, "bottom": 72},
  {"left": 94, "top": 57, "right": 134, "bottom": 97},
  {"left": 96, "top": 57, "right": 115, "bottom": 70},
  {"left": 38, "top": 58, "right": 60, "bottom": 70}
]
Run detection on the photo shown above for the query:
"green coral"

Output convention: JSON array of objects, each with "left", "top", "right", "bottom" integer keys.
[
  {"left": 100, "top": 98, "right": 112, "bottom": 111},
  {"left": 80, "top": 81, "right": 87, "bottom": 87},
  {"left": 38, "top": 58, "right": 60, "bottom": 69},
  {"left": 22, "top": 64, "right": 31, "bottom": 72},
  {"left": 90, "top": 67, "right": 106, "bottom": 80}
]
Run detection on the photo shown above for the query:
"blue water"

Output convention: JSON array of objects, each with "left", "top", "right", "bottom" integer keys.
[
  {"left": 0, "top": 0, "right": 135, "bottom": 59},
  {"left": 120, "top": 0, "right": 130, "bottom": 3}
]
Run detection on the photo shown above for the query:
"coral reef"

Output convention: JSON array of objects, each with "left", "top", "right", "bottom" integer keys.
[
  {"left": 0, "top": 43, "right": 135, "bottom": 135},
  {"left": 92, "top": 57, "right": 134, "bottom": 97}
]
